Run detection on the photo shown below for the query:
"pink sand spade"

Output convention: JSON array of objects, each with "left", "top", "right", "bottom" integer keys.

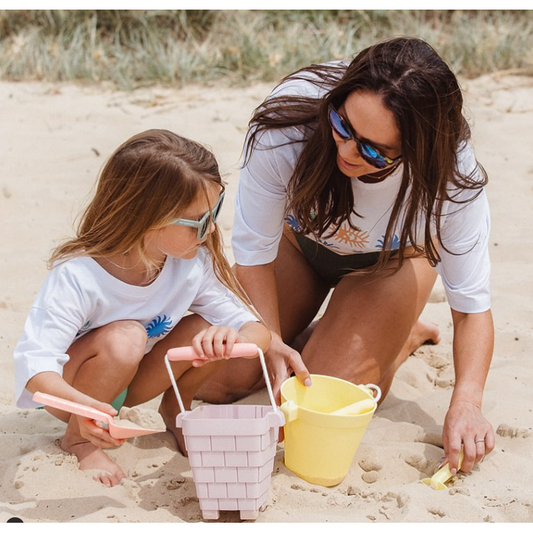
[
  {"left": 164, "top": 343, "right": 285, "bottom": 521},
  {"left": 32, "top": 391, "right": 165, "bottom": 439}
]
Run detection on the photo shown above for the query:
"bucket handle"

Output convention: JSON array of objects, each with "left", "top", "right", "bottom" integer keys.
[
  {"left": 362, "top": 383, "right": 382, "bottom": 403},
  {"left": 164, "top": 343, "right": 279, "bottom": 414}
]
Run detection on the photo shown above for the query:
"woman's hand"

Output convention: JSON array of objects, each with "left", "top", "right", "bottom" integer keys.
[
  {"left": 442, "top": 399, "right": 495, "bottom": 475},
  {"left": 190, "top": 326, "right": 241, "bottom": 366},
  {"left": 266, "top": 332, "right": 312, "bottom": 403}
]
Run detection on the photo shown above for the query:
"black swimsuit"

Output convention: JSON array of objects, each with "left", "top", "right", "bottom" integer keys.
[{"left": 294, "top": 233, "right": 394, "bottom": 287}]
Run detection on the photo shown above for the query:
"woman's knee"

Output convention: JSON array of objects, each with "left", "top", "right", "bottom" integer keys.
[{"left": 304, "top": 332, "right": 393, "bottom": 387}]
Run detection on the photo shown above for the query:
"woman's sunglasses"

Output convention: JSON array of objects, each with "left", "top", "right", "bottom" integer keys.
[
  {"left": 171, "top": 190, "right": 225, "bottom": 241},
  {"left": 328, "top": 105, "right": 402, "bottom": 169}
]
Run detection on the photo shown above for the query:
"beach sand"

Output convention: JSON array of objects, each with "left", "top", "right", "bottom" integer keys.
[{"left": 1, "top": 73, "right": 532, "bottom": 523}]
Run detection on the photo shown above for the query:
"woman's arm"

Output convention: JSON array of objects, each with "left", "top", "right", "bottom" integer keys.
[
  {"left": 235, "top": 262, "right": 312, "bottom": 400},
  {"left": 443, "top": 308, "right": 495, "bottom": 474}
]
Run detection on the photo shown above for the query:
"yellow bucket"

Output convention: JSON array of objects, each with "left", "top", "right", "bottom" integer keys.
[{"left": 280, "top": 374, "right": 381, "bottom": 487}]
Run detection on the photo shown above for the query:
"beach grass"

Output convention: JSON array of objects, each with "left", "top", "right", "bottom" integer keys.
[{"left": 1, "top": 10, "right": 532, "bottom": 89}]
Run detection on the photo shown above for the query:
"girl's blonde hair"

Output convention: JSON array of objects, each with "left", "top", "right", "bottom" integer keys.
[{"left": 50, "top": 129, "right": 254, "bottom": 310}]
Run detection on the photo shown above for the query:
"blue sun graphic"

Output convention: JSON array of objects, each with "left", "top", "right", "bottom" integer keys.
[
  {"left": 145, "top": 315, "right": 173, "bottom": 338},
  {"left": 284, "top": 215, "right": 302, "bottom": 232},
  {"left": 317, "top": 238, "right": 338, "bottom": 248},
  {"left": 376, "top": 234, "right": 400, "bottom": 250}
]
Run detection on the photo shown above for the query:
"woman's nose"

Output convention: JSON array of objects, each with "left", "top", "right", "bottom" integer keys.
[{"left": 339, "top": 138, "right": 361, "bottom": 161}]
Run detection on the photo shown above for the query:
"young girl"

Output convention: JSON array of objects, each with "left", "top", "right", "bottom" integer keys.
[
  {"left": 13, "top": 129, "right": 271, "bottom": 487},
  {"left": 200, "top": 37, "right": 494, "bottom": 477}
]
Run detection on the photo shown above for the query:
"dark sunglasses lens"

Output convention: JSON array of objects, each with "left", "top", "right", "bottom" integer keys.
[
  {"left": 212, "top": 196, "right": 224, "bottom": 223},
  {"left": 329, "top": 109, "right": 351, "bottom": 140},
  {"left": 199, "top": 216, "right": 209, "bottom": 240},
  {"left": 359, "top": 142, "right": 387, "bottom": 169}
]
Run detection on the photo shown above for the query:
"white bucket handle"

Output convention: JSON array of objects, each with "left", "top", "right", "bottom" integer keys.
[
  {"left": 363, "top": 383, "right": 382, "bottom": 403},
  {"left": 164, "top": 343, "right": 278, "bottom": 414}
]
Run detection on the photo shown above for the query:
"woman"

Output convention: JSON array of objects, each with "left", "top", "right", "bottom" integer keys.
[{"left": 199, "top": 37, "right": 494, "bottom": 477}]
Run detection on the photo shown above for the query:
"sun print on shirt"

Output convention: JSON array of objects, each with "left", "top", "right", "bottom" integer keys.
[
  {"left": 145, "top": 315, "right": 173, "bottom": 338},
  {"left": 285, "top": 215, "right": 340, "bottom": 249},
  {"left": 376, "top": 234, "right": 401, "bottom": 250},
  {"left": 332, "top": 222, "right": 370, "bottom": 250}
]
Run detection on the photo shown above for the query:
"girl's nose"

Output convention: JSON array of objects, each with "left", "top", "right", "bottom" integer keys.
[{"left": 204, "top": 218, "right": 216, "bottom": 239}]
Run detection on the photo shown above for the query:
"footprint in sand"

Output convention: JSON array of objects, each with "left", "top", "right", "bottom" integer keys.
[
  {"left": 359, "top": 458, "right": 383, "bottom": 484},
  {"left": 405, "top": 454, "right": 437, "bottom": 476},
  {"left": 496, "top": 423, "right": 532, "bottom": 438}
]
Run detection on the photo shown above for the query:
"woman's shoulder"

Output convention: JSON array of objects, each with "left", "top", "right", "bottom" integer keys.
[
  {"left": 451, "top": 140, "right": 488, "bottom": 191},
  {"left": 269, "top": 59, "right": 348, "bottom": 100},
  {"left": 439, "top": 141, "right": 488, "bottom": 211}
]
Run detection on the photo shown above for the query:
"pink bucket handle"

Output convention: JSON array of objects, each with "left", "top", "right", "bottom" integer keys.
[
  {"left": 164, "top": 344, "right": 279, "bottom": 416},
  {"left": 167, "top": 342, "right": 259, "bottom": 362}
]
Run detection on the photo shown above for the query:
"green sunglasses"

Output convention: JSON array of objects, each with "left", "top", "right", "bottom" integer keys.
[{"left": 171, "top": 190, "right": 225, "bottom": 241}]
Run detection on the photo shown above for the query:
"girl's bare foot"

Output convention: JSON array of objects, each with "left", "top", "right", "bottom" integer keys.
[
  {"left": 60, "top": 435, "right": 126, "bottom": 487},
  {"left": 158, "top": 388, "right": 188, "bottom": 456}
]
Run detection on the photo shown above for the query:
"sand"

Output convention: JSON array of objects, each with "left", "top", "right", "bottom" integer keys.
[
  {"left": 1, "top": 73, "right": 532, "bottom": 523},
  {"left": 118, "top": 407, "right": 166, "bottom": 431}
]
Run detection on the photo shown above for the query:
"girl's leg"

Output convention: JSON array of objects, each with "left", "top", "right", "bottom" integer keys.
[
  {"left": 125, "top": 314, "right": 229, "bottom": 453},
  {"left": 301, "top": 256, "right": 438, "bottom": 401},
  {"left": 60, "top": 320, "right": 148, "bottom": 486}
]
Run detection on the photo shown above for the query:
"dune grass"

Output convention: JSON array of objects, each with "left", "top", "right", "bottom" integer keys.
[{"left": 1, "top": 10, "right": 532, "bottom": 89}]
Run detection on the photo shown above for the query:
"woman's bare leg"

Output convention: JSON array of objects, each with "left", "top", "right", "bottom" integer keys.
[
  {"left": 197, "top": 227, "right": 439, "bottom": 404},
  {"left": 60, "top": 320, "right": 148, "bottom": 486},
  {"left": 301, "top": 257, "right": 438, "bottom": 401}
]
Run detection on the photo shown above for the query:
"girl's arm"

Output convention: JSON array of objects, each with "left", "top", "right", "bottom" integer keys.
[
  {"left": 26, "top": 371, "right": 124, "bottom": 449},
  {"left": 26, "top": 371, "right": 118, "bottom": 416},
  {"left": 236, "top": 319, "right": 272, "bottom": 355},
  {"left": 443, "top": 309, "right": 495, "bottom": 474}
]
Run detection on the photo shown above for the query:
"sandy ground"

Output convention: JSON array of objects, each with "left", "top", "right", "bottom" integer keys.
[{"left": 1, "top": 73, "right": 532, "bottom": 524}]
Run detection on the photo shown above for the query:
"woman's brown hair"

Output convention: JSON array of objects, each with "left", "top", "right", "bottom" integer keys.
[
  {"left": 244, "top": 37, "right": 488, "bottom": 272},
  {"left": 50, "top": 129, "right": 254, "bottom": 308}
]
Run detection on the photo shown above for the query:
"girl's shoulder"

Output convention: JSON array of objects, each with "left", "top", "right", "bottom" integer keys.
[
  {"left": 48, "top": 255, "right": 107, "bottom": 283},
  {"left": 32, "top": 256, "right": 98, "bottom": 310}
]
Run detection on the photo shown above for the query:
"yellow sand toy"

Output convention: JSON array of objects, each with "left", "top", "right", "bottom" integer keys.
[
  {"left": 280, "top": 374, "right": 381, "bottom": 487},
  {"left": 421, "top": 450, "right": 464, "bottom": 490}
]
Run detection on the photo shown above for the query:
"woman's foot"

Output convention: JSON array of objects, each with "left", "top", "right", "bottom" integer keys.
[
  {"left": 393, "top": 319, "right": 441, "bottom": 375},
  {"left": 377, "top": 319, "right": 441, "bottom": 401},
  {"left": 407, "top": 319, "right": 441, "bottom": 354},
  {"left": 60, "top": 434, "right": 126, "bottom": 487}
]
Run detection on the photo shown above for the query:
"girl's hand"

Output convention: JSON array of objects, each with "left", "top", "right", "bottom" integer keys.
[
  {"left": 442, "top": 399, "right": 495, "bottom": 475},
  {"left": 266, "top": 333, "right": 312, "bottom": 403},
  {"left": 190, "top": 326, "right": 241, "bottom": 366},
  {"left": 75, "top": 399, "right": 125, "bottom": 449}
]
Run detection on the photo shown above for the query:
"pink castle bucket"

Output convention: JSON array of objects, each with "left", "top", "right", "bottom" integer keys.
[{"left": 165, "top": 344, "right": 284, "bottom": 521}]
